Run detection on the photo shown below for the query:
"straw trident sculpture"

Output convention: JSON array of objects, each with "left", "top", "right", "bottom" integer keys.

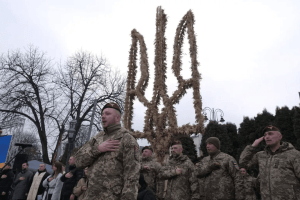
[{"left": 123, "top": 7, "right": 204, "bottom": 163}]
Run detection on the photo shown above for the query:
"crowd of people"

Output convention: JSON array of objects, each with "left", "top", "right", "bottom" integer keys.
[
  {"left": 0, "top": 102, "right": 299, "bottom": 200},
  {"left": 0, "top": 155, "right": 86, "bottom": 200}
]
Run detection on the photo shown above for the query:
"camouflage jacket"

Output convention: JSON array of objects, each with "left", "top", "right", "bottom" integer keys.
[
  {"left": 195, "top": 152, "right": 242, "bottom": 200},
  {"left": 239, "top": 142, "right": 300, "bottom": 200},
  {"left": 158, "top": 154, "right": 199, "bottom": 200},
  {"left": 74, "top": 124, "right": 140, "bottom": 200},
  {"left": 140, "top": 156, "right": 162, "bottom": 192},
  {"left": 238, "top": 173, "right": 257, "bottom": 200}
]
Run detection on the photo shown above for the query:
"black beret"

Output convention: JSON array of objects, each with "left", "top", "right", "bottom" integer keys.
[{"left": 101, "top": 102, "right": 121, "bottom": 115}]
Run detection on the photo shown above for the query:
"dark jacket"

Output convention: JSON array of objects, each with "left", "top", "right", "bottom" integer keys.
[
  {"left": 12, "top": 169, "right": 33, "bottom": 200},
  {"left": 138, "top": 174, "right": 156, "bottom": 200},
  {"left": 0, "top": 169, "right": 14, "bottom": 194},
  {"left": 60, "top": 165, "right": 83, "bottom": 197}
]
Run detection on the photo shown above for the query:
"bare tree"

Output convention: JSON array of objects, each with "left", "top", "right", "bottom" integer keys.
[
  {"left": 18, "top": 131, "right": 41, "bottom": 161},
  {"left": 52, "top": 51, "right": 126, "bottom": 164},
  {"left": 0, "top": 46, "right": 58, "bottom": 164}
]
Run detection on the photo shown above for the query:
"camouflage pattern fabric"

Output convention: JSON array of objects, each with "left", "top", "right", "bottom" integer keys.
[
  {"left": 239, "top": 142, "right": 300, "bottom": 200},
  {"left": 140, "top": 156, "right": 162, "bottom": 193},
  {"left": 158, "top": 154, "right": 199, "bottom": 200},
  {"left": 74, "top": 124, "right": 140, "bottom": 200},
  {"left": 237, "top": 173, "right": 257, "bottom": 200},
  {"left": 195, "top": 152, "right": 242, "bottom": 200}
]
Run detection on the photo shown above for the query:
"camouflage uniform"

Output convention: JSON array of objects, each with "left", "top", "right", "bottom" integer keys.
[
  {"left": 140, "top": 156, "right": 162, "bottom": 193},
  {"left": 238, "top": 173, "right": 257, "bottom": 200},
  {"left": 239, "top": 142, "right": 300, "bottom": 200},
  {"left": 74, "top": 124, "right": 140, "bottom": 200},
  {"left": 195, "top": 151, "right": 242, "bottom": 200},
  {"left": 158, "top": 154, "right": 199, "bottom": 200}
]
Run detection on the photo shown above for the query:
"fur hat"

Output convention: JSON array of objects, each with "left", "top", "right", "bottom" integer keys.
[{"left": 206, "top": 137, "right": 220, "bottom": 150}]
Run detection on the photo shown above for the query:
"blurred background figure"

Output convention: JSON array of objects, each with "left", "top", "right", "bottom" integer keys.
[
  {"left": 0, "top": 163, "right": 14, "bottom": 200},
  {"left": 73, "top": 167, "right": 89, "bottom": 200}
]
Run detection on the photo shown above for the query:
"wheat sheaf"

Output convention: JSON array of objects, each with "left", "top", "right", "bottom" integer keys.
[{"left": 123, "top": 6, "right": 204, "bottom": 163}]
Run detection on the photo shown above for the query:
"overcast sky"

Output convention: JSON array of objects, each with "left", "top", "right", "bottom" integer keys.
[{"left": 1, "top": 0, "right": 300, "bottom": 146}]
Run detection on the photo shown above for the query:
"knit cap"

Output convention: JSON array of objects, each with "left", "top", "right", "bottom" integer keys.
[{"left": 206, "top": 137, "right": 220, "bottom": 150}]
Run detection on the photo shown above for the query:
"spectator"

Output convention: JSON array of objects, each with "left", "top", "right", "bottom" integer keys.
[
  {"left": 42, "top": 162, "right": 63, "bottom": 200},
  {"left": 27, "top": 163, "right": 50, "bottom": 200},
  {"left": 0, "top": 163, "right": 14, "bottom": 200},
  {"left": 72, "top": 167, "right": 88, "bottom": 200},
  {"left": 60, "top": 156, "right": 83, "bottom": 200},
  {"left": 12, "top": 162, "right": 33, "bottom": 200}
]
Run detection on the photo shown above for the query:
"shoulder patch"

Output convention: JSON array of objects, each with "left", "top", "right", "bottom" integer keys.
[{"left": 232, "top": 160, "right": 239, "bottom": 170}]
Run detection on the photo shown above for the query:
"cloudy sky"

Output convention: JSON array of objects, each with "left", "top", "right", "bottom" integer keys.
[{"left": 1, "top": 0, "right": 299, "bottom": 146}]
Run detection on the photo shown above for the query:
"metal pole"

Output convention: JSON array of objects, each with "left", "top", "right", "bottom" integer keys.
[{"left": 87, "top": 99, "right": 97, "bottom": 140}]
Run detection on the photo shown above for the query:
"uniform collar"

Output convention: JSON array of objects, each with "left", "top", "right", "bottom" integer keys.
[
  {"left": 209, "top": 150, "right": 221, "bottom": 159},
  {"left": 104, "top": 124, "right": 121, "bottom": 135}
]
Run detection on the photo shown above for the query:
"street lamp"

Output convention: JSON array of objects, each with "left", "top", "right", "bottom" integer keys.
[
  {"left": 202, "top": 107, "right": 225, "bottom": 123},
  {"left": 66, "top": 119, "right": 77, "bottom": 170}
]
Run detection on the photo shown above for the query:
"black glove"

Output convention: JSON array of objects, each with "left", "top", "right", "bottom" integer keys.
[{"left": 209, "top": 162, "right": 221, "bottom": 171}]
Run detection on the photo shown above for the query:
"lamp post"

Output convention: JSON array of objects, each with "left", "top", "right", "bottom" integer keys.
[
  {"left": 66, "top": 119, "right": 77, "bottom": 170},
  {"left": 202, "top": 107, "right": 225, "bottom": 123}
]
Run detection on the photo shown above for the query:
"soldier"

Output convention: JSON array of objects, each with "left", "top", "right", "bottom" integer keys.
[
  {"left": 195, "top": 137, "right": 241, "bottom": 200},
  {"left": 74, "top": 102, "right": 140, "bottom": 200},
  {"left": 140, "top": 146, "right": 161, "bottom": 194},
  {"left": 238, "top": 166, "right": 257, "bottom": 200},
  {"left": 239, "top": 125, "right": 300, "bottom": 200},
  {"left": 158, "top": 140, "right": 199, "bottom": 200}
]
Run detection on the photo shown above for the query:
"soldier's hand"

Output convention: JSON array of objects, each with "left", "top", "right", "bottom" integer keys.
[
  {"left": 81, "top": 186, "right": 87, "bottom": 191},
  {"left": 144, "top": 166, "right": 150, "bottom": 171},
  {"left": 98, "top": 139, "right": 120, "bottom": 152},
  {"left": 70, "top": 194, "right": 75, "bottom": 200},
  {"left": 1, "top": 175, "right": 7, "bottom": 179},
  {"left": 19, "top": 176, "right": 25, "bottom": 181},
  {"left": 252, "top": 136, "right": 264, "bottom": 147},
  {"left": 65, "top": 172, "right": 73, "bottom": 178},
  {"left": 1, "top": 192, "right": 5, "bottom": 195},
  {"left": 209, "top": 162, "right": 221, "bottom": 171},
  {"left": 175, "top": 167, "right": 182, "bottom": 175}
]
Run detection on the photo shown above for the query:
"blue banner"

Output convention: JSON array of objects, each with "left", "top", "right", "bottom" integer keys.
[{"left": 0, "top": 135, "right": 12, "bottom": 163}]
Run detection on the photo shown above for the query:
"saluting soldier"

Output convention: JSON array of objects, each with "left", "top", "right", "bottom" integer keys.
[
  {"left": 239, "top": 125, "right": 300, "bottom": 200},
  {"left": 74, "top": 102, "right": 140, "bottom": 200}
]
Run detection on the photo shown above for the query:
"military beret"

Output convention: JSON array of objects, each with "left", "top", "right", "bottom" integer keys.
[
  {"left": 142, "top": 146, "right": 153, "bottom": 152},
  {"left": 262, "top": 125, "right": 280, "bottom": 134},
  {"left": 206, "top": 137, "right": 220, "bottom": 150},
  {"left": 101, "top": 102, "right": 121, "bottom": 115}
]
